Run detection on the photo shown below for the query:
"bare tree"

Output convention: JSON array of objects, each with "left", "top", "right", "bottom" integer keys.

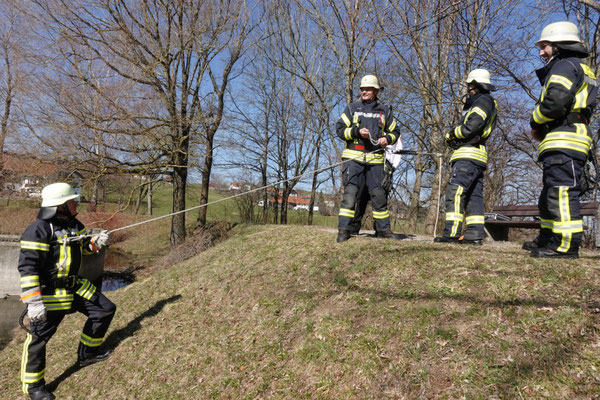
[
  {"left": 0, "top": 4, "right": 23, "bottom": 185},
  {"left": 27, "top": 0, "right": 255, "bottom": 246}
]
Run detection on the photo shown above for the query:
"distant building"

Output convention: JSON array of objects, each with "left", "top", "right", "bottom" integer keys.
[
  {"left": 1, "top": 153, "right": 82, "bottom": 198},
  {"left": 229, "top": 181, "right": 251, "bottom": 191}
]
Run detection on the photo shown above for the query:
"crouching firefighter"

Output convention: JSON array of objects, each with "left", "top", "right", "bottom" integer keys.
[
  {"left": 524, "top": 21, "right": 598, "bottom": 259},
  {"left": 434, "top": 69, "right": 498, "bottom": 245},
  {"left": 336, "top": 74, "right": 402, "bottom": 243},
  {"left": 18, "top": 183, "right": 116, "bottom": 400}
]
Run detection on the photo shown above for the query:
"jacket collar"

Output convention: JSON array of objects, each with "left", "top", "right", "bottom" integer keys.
[{"left": 463, "top": 92, "right": 482, "bottom": 110}]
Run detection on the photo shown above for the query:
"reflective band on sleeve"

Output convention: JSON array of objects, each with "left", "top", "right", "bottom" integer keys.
[
  {"left": 20, "top": 241, "right": 49, "bottom": 251},
  {"left": 532, "top": 106, "right": 553, "bottom": 124},
  {"left": 454, "top": 126, "right": 463, "bottom": 139},
  {"left": 20, "top": 275, "right": 40, "bottom": 289},
  {"left": 344, "top": 127, "right": 353, "bottom": 140},
  {"left": 540, "top": 219, "right": 553, "bottom": 230},
  {"left": 387, "top": 119, "right": 397, "bottom": 132},
  {"left": 340, "top": 113, "right": 351, "bottom": 127}
]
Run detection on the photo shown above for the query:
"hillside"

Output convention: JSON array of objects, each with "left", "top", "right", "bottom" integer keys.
[{"left": 1, "top": 225, "right": 600, "bottom": 399}]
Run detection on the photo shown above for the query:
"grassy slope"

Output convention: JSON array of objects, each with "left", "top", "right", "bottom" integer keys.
[{"left": 1, "top": 225, "right": 600, "bottom": 399}]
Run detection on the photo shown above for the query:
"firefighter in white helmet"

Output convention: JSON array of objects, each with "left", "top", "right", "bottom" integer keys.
[
  {"left": 335, "top": 74, "right": 402, "bottom": 243},
  {"left": 17, "top": 182, "right": 116, "bottom": 400},
  {"left": 523, "top": 21, "right": 598, "bottom": 258},
  {"left": 434, "top": 69, "right": 498, "bottom": 245}
]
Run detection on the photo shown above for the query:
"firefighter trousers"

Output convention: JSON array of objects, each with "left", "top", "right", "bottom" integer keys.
[
  {"left": 347, "top": 171, "right": 370, "bottom": 233},
  {"left": 441, "top": 160, "right": 485, "bottom": 240},
  {"left": 21, "top": 292, "right": 116, "bottom": 393},
  {"left": 338, "top": 160, "right": 390, "bottom": 232},
  {"left": 537, "top": 154, "right": 584, "bottom": 253}
]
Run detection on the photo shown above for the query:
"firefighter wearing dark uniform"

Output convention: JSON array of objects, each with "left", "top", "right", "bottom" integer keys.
[
  {"left": 18, "top": 183, "right": 115, "bottom": 400},
  {"left": 525, "top": 21, "right": 598, "bottom": 259},
  {"left": 336, "top": 74, "right": 401, "bottom": 243},
  {"left": 434, "top": 69, "right": 498, "bottom": 245}
]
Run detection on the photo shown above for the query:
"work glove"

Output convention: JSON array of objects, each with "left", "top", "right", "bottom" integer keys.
[
  {"left": 25, "top": 297, "right": 46, "bottom": 323},
  {"left": 381, "top": 161, "right": 395, "bottom": 193},
  {"left": 22, "top": 286, "right": 46, "bottom": 323},
  {"left": 445, "top": 130, "right": 461, "bottom": 150},
  {"left": 90, "top": 230, "right": 110, "bottom": 251}
]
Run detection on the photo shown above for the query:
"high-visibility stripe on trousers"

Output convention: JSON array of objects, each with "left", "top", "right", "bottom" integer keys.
[
  {"left": 537, "top": 155, "right": 584, "bottom": 253},
  {"left": 21, "top": 292, "right": 116, "bottom": 393},
  {"left": 338, "top": 160, "right": 391, "bottom": 232},
  {"left": 441, "top": 160, "right": 485, "bottom": 240}
]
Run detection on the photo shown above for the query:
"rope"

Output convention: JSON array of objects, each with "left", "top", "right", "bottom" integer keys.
[{"left": 96, "top": 148, "right": 445, "bottom": 237}]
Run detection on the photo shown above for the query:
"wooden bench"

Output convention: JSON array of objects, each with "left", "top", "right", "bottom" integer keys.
[{"left": 484, "top": 202, "right": 599, "bottom": 241}]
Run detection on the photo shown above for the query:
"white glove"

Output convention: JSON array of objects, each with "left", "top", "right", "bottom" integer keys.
[
  {"left": 90, "top": 230, "right": 110, "bottom": 251},
  {"left": 27, "top": 300, "right": 47, "bottom": 323}
]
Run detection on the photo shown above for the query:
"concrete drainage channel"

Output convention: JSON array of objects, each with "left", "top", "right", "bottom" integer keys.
[{"left": 0, "top": 235, "right": 133, "bottom": 350}]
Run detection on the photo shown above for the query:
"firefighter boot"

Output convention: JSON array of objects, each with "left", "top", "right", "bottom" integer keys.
[
  {"left": 28, "top": 386, "right": 55, "bottom": 400},
  {"left": 461, "top": 239, "right": 483, "bottom": 246},
  {"left": 522, "top": 241, "right": 537, "bottom": 251},
  {"left": 530, "top": 246, "right": 578, "bottom": 259},
  {"left": 433, "top": 236, "right": 461, "bottom": 243},
  {"left": 375, "top": 230, "right": 395, "bottom": 239},
  {"left": 336, "top": 229, "right": 351, "bottom": 243},
  {"left": 78, "top": 349, "right": 112, "bottom": 367}
]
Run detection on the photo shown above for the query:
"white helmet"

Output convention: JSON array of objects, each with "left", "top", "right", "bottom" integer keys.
[
  {"left": 360, "top": 74, "right": 381, "bottom": 89},
  {"left": 466, "top": 69, "right": 495, "bottom": 91},
  {"left": 41, "top": 182, "right": 79, "bottom": 207},
  {"left": 536, "top": 21, "right": 582, "bottom": 46}
]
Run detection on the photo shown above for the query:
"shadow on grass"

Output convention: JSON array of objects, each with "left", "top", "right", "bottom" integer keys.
[
  {"left": 47, "top": 294, "right": 182, "bottom": 392},
  {"left": 345, "top": 282, "right": 578, "bottom": 309}
]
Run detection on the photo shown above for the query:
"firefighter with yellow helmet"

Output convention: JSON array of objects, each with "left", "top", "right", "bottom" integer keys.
[
  {"left": 17, "top": 183, "right": 116, "bottom": 400},
  {"left": 523, "top": 21, "right": 598, "bottom": 258},
  {"left": 434, "top": 68, "right": 498, "bottom": 245},
  {"left": 336, "top": 74, "right": 402, "bottom": 243}
]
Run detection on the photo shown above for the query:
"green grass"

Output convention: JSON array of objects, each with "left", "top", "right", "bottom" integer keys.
[{"left": 2, "top": 225, "right": 600, "bottom": 398}]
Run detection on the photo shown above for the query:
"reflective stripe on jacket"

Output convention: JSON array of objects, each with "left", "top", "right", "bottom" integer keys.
[
  {"left": 450, "top": 93, "right": 497, "bottom": 166},
  {"left": 18, "top": 217, "right": 97, "bottom": 309},
  {"left": 531, "top": 56, "right": 599, "bottom": 161},
  {"left": 336, "top": 99, "right": 401, "bottom": 165}
]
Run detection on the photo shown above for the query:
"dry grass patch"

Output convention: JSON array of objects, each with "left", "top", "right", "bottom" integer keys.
[{"left": 1, "top": 225, "right": 600, "bottom": 399}]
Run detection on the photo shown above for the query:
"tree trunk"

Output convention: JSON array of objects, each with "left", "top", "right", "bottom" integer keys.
[
  {"left": 147, "top": 181, "right": 153, "bottom": 216},
  {"left": 171, "top": 166, "right": 187, "bottom": 246},
  {"left": 197, "top": 132, "right": 215, "bottom": 227},
  {"left": 407, "top": 152, "right": 425, "bottom": 231},
  {"left": 308, "top": 133, "right": 322, "bottom": 225}
]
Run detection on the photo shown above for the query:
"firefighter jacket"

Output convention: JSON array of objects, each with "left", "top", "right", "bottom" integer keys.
[
  {"left": 18, "top": 216, "right": 98, "bottom": 312},
  {"left": 531, "top": 53, "right": 599, "bottom": 162},
  {"left": 336, "top": 99, "right": 401, "bottom": 164},
  {"left": 448, "top": 92, "right": 498, "bottom": 167}
]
